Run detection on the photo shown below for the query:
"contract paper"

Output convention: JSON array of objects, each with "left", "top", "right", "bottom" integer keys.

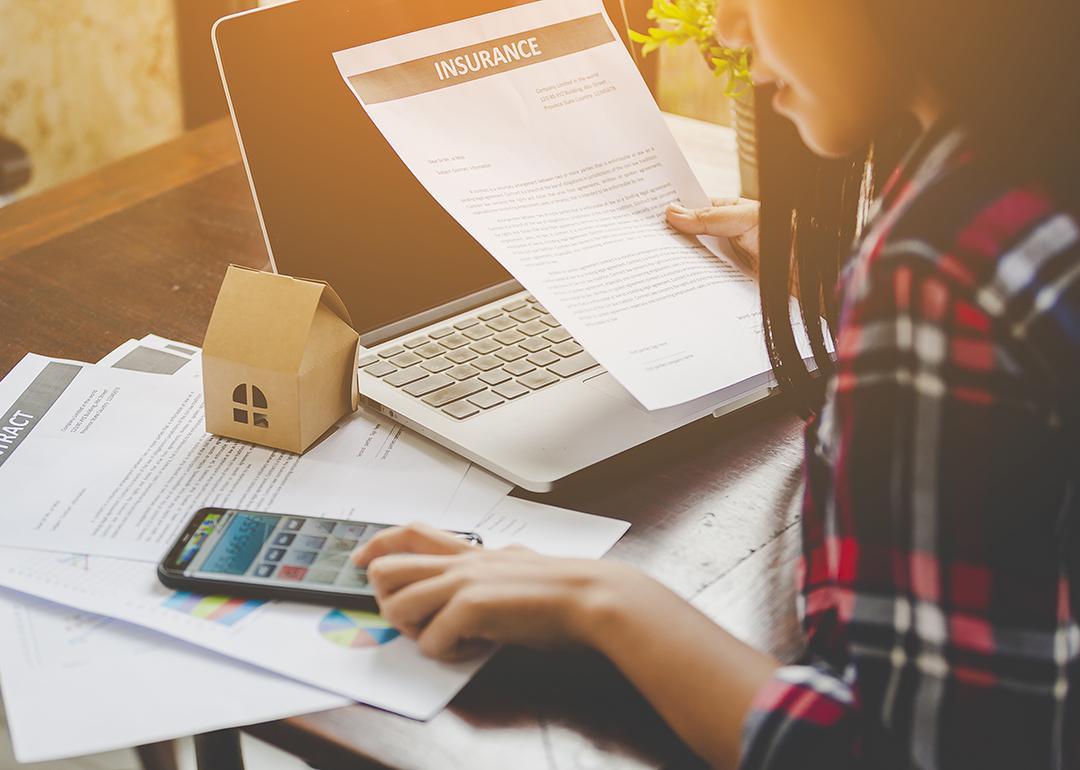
[
  {"left": 0, "top": 338, "right": 514, "bottom": 760},
  {"left": 0, "top": 497, "right": 629, "bottom": 721},
  {"left": 333, "top": 0, "right": 771, "bottom": 410},
  {"left": 0, "top": 353, "right": 470, "bottom": 560},
  {"left": 0, "top": 340, "right": 341, "bottom": 763}
]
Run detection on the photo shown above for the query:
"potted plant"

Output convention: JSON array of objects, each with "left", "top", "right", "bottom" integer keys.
[{"left": 630, "top": 0, "right": 759, "bottom": 199}]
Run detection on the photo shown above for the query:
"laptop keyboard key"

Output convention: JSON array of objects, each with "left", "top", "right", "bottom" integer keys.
[
  {"left": 478, "top": 308, "right": 503, "bottom": 321},
  {"left": 494, "top": 330, "right": 526, "bottom": 346},
  {"left": 447, "top": 364, "right": 480, "bottom": 381},
  {"left": 403, "top": 337, "right": 429, "bottom": 349},
  {"left": 423, "top": 380, "right": 485, "bottom": 407},
  {"left": 501, "top": 299, "right": 528, "bottom": 312},
  {"left": 384, "top": 367, "right": 428, "bottom": 387},
  {"left": 404, "top": 374, "right": 454, "bottom": 397},
  {"left": 486, "top": 316, "right": 515, "bottom": 332},
  {"left": 479, "top": 370, "right": 512, "bottom": 386},
  {"left": 519, "top": 370, "right": 559, "bottom": 390},
  {"left": 439, "top": 333, "right": 471, "bottom": 349},
  {"left": 359, "top": 353, "right": 379, "bottom": 367},
  {"left": 472, "top": 355, "right": 503, "bottom": 371},
  {"left": 442, "top": 401, "right": 480, "bottom": 420},
  {"left": 520, "top": 337, "right": 551, "bottom": 353},
  {"left": 518, "top": 320, "right": 548, "bottom": 336},
  {"left": 422, "top": 357, "right": 453, "bottom": 373},
  {"left": 415, "top": 342, "right": 445, "bottom": 359},
  {"left": 551, "top": 340, "right": 584, "bottom": 357},
  {"left": 504, "top": 360, "right": 535, "bottom": 376},
  {"left": 543, "top": 327, "right": 572, "bottom": 343},
  {"left": 388, "top": 351, "right": 422, "bottom": 368},
  {"left": 446, "top": 348, "right": 478, "bottom": 364},
  {"left": 378, "top": 345, "right": 405, "bottom": 358},
  {"left": 469, "top": 390, "right": 505, "bottom": 410},
  {"left": 548, "top": 351, "right": 599, "bottom": 378},
  {"left": 495, "top": 345, "right": 528, "bottom": 362},
  {"left": 527, "top": 350, "right": 560, "bottom": 368},
  {"left": 453, "top": 317, "right": 479, "bottom": 330},
  {"left": 493, "top": 380, "right": 529, "bottom": 400},
  {"left": 363, "top": 361, "right": 397, "bottom": 377},
  {"left": 509, "top": 307, "right": 541, "bottom": 323},
  {"left": 470, "top": 338, "right": 500, "bottom": 355},
  {"left": 539, "top": 314, "right": 559, "bottom": 327},
  {"left": 429, "top": 327, "right": 454, "bottom": 339},
  {"left": 463, "top": 325, "right": 494, "bottom": 340}
]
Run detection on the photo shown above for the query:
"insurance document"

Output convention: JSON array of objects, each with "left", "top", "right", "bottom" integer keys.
[{"left": 333, "top": 0, "right": 771, "bottom": 410}]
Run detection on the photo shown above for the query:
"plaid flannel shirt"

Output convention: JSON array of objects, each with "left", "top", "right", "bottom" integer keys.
[{"left": 740, "top": 122, "right": 1080, "bottom": 769}]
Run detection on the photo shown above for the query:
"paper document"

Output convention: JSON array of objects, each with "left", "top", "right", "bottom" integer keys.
[
  {"left": 97, "top": 335, "right": 201, "bottom": 375},
  {"left": 0, "top": 337, "right": 612, "bottom": 725},
  {"left": 0, "top": 353, "right": 470, "bottom": 560},
  {"left": 0, "top": 591, "right": 349, "bottom": 763},
  {"left": 333, "top": 0, "right": 770, "bottom": 409},
  {"left": 0, "top": 340, "right": 351, "bottom": 762},
  {"left": 0, "top": 497, "right": 629, "bottom": 720},
  {"left": 0, "top": 338, "right": 515, "bottom": 761}
]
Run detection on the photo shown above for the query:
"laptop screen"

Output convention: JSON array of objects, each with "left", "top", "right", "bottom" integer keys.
[{"left": 215, "top": 0, "right": 641, "bottom": 341}]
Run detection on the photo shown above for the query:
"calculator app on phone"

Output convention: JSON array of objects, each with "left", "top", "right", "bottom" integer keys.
[{"left": 173, "top": 509, "right": 386, "bottom": 595}]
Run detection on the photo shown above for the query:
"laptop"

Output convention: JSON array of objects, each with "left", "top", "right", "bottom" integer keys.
[{"left": 213, "top": 0, "right": 774, "bottom": 491}]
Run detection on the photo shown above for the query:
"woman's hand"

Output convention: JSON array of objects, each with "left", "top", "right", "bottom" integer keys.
[
  {"left": 352, "top": 522, "right": 641, "bottom": 662},
  {"left": 666, "top": 197, "right": 760, "bottom": 278},
  {"left": 356, "top": 523, "right": 781, "bottom": 768}
]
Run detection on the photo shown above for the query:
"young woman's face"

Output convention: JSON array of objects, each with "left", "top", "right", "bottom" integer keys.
[{"left": 716, "top": 0, "right": 910, "bottom": 157}]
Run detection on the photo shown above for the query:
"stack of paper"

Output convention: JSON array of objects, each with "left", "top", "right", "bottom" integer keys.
[{"left": 0, "top": 334, "right": 629, "bottom": 762}]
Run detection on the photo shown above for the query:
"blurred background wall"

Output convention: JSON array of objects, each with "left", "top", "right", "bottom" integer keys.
[
  {"left": 0, "top": 0, "right": 183, "bottom": 199},
  {"left": 0, "top": 0, "right": 730, "bottom": 204}
]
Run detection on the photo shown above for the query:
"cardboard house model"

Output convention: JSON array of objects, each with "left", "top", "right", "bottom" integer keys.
[{"left": 202, "top": 265, "right": 360, "bottom": 454}]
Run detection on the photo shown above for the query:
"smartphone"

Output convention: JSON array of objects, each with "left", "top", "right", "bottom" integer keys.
[{"left": 158, "top": 507, "right": 482, "bottom": 610}]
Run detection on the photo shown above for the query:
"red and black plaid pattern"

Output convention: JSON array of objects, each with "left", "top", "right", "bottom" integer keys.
[{"left": 740, "top": 123, "right": 1080, "bottom": 769}]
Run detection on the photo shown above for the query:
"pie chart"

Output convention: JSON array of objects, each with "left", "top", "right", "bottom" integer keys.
[{"left": 318, "top": 609, "right": 399, "bottom": 648}]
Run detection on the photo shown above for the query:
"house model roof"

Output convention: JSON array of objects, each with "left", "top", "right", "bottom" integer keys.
[{"left": 202, "top": 265, "right": 355, "bottom": 374}]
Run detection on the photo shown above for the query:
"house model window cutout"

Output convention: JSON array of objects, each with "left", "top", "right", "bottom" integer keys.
[{"left": 232, "top": 383, "right": 269, "bottom": 428}]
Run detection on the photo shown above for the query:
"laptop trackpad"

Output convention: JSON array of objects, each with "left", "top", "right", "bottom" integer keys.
[{"left": 583, "top": 372, "right": 650, "bottom": 414}]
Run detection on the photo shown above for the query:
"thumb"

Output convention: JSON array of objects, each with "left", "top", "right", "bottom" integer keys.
[{"left": 666, "top": 199, "right": 760, "bottom": 238}]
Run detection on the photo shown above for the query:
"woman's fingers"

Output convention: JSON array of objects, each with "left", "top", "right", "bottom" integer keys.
[
  {"left": 415, "top": 590, "right": 495, "bottom": 661},
  {"left": 353, "top": 522, "right": 472, "bottom": 567},
  {"left": 666, "top": 198, "right": 760, "bottom": 238},
  {"left": 364, "top": 553, "right": 458, "bottom": 598},
  {"left": 377, "top": 571, "right": 467, "bottom": 638}
]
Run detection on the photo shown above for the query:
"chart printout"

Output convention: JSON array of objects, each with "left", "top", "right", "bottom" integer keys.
[
  {"left": 0, "top": 496, "right": 629, "bottom": 720},
  {"left": 333, "top": 0, "right": 774, "bottom": 410}
]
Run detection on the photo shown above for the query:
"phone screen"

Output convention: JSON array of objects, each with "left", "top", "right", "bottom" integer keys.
[{"left": 171, "top": 509, "right": 388, "bottom": 596}]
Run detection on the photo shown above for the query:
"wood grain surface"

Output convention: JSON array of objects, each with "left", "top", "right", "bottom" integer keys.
[{"left": 0, "top": 119, "right": 806, "bottom": 770}]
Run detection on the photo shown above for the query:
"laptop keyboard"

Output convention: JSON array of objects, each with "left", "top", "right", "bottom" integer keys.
[{"left": 359, "top": 294, "right": 601, "bottom": 420}]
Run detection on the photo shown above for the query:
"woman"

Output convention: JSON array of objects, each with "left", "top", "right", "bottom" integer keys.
[{"left": 354, "top": 0, "right": 1080, "bottom": 766}]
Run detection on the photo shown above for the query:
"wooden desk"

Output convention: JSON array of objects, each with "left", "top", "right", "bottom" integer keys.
[{"left": 0, "top": 119, "right": 806, "bottom": 770}]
